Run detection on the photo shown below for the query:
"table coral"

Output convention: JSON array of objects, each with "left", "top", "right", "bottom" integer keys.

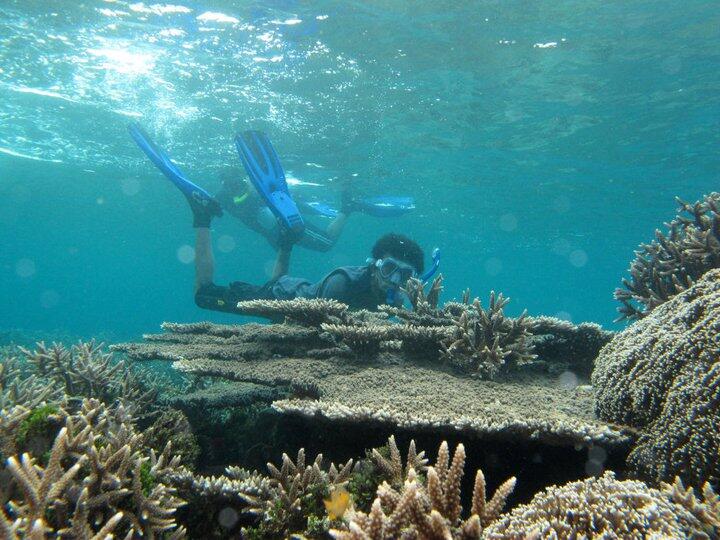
[
  {"left": 593, "top": 269, "right": 720, "bottom": 485},
  {"left": 117, "top": 314, "right": 631, "bottom": 448}
]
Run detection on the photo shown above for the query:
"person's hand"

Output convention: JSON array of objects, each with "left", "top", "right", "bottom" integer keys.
[
  {"left": 340, "top": 183, "right": 359, "bottom": 215},
  {"left": 277, "top": 226, "right": 297, "bottom": 250}
]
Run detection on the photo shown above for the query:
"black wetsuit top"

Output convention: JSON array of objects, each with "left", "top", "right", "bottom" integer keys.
[{"left": 195, "top": 265, "right": 383, "bottom": 314}]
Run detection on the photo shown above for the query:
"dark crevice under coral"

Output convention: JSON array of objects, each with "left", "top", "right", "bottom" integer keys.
[{"left": 182, "top": 401, "right": 630, "bottom": 511}]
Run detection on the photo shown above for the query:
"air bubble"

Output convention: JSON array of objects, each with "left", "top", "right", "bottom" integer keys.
[
  {"left": 569, "top": 249, "right": 588, "bottom": 267},
  {"left": 16, "top": 258, "right": 36, "bottom": 278},
  {"left": 484, "top": 257, "right": 503, "bottom": 276},
  {"left": 177, "top": 245, "right": 195, "bottom": 264},
  {"left": 499, "top": 213, "right": 517, "bottom": 232},
  {"left": 217, "top": 235, "right": 236, "bottom": 253}
]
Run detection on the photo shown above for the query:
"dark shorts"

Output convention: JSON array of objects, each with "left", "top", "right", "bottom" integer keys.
[{"left": 194, "top": 281, "right": 274, "bottom": 314}]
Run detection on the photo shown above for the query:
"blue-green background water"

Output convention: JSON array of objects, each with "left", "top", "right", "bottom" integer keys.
[{"left": 1, "top": 0, "right": 718, "bottom": 341}]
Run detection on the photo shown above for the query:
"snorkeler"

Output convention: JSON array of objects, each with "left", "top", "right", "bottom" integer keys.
[
  {"left": 129, "top": 124, "right": 436, "bottom": 311},
  {"left": 129, "top": 124, "right": 415, "bottom": 253}
]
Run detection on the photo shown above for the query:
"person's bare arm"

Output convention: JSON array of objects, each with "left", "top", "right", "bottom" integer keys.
[
  {"left": 194, "top": 227, "right": 214, "bottom": 292},
  {"left": 271, "top": 238, "right": 293, "bottom": 281}
]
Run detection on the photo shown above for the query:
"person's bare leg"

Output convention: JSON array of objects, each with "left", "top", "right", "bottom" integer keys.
[
  {"left": 194, "top": 227, "right": 214, "bottom": 292},
  {"left": 325, "top": 212, "right": 349, "bottom": 241}
]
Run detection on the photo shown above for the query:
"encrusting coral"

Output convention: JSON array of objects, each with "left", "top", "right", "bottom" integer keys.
[
  {"left": 332, "top": 438, "right": 516, "bottom": 539},
  {"left": 483, "top": 471, "right": 720, "bottom": 539},
  {"left": 615, "top": 192, "right": 720, "bottom": 320},
  {"left": 593, "top": 268, "right": 720, "bottom": 486}
]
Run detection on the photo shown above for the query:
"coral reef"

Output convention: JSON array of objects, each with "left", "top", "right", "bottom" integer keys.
[
  {"left": 593, "top": 269, "right": 720, "bottom": 485},
  {"left": 332, "top": 439, "right": 516, "bottom": 539},
  {"left": 166, "top": 381, "right": 282, "bottom": 409},
  {"left": 483, "top": 471, "right": 719, "bottom": 539},
  {"left": 615, "top": 192, "right": 720, "bottom": 320}
]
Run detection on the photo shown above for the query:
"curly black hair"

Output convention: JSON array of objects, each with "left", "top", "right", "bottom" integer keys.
[{"left": 371, "top": 233, "right": 424, "bottom": 274}]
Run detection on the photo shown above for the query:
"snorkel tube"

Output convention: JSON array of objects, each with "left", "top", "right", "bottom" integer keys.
[
  {"left": 384, "top": 247, "right": 441, "bottom": 305},
  {"left": 420, "top": 247, "right": 441, "bottom": 284}
]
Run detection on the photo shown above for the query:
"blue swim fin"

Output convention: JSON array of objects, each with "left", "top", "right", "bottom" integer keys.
[
  {"left": 301, "top": 201, "right": 339, "bottom": 218},
  {"left": 128, "top": 123, "right": 221, "bottom": 226},
  {"left": 234, "top": 131, "right": 305, "bottom": 238},
  {"left": 356, "top": 196, "right": 415, "bottom": 218}
]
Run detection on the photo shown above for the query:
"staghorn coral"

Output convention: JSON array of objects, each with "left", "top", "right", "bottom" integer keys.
[
  {"left": 380, "top": 276, "right": 449, "bottom": 327},
  {"left": 0, "top": 354, "right": 64, "bottom": 411},
  {"left": 64, "top": 399, "right": 187, "bottom": 537},
  {"left": 244, "top": 448, "right": 356, "bottom": 538},
  {"left": 332, "top": 440, "right": 515, "bottom": 539},
  {"left": 1, "top": 398, "right": 187, "bottom": 539},
  {"left": 593, "top": 269, "right": 720, "bottom": 485},
  {"left": 19, "top": 341, "right": 159, "bottom": 413},
  {"left": 0, "top": 425, "right": 125, "bottom": 540},
  {"left": 164, "top": 465, "right": 273, "bottom": 517},
  {"left": 370, "top": 435, "right": 428, "bottom": 487},
  {"left": 615, "top": 192, "right": 720, "bottom": 320},
  {"left": 440, "top": 293, "right": 536, "bottom": 379},
  {"left": 483, "top": 471, "right": 719, "bottom": 539},
  {"left": 142, "top": 408, "right": 201, "bottom": 468},
  {"left": 236, "top": 298, "right": 350, "bottom": 326}
]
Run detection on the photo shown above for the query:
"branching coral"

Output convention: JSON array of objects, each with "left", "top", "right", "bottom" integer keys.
[
  {"left": 1, "top": 399, "right": 187, "bottom": 538},
  {"left": 332, "top": 440, "right": 515, "bottom": 539},
  {"left": 615, "top": 192, "right": 720, "bottom": 320},
  {"left": 370, "top": 435, "right": 428, "bottom": 487},
  {"left": 239, "top": 448, "right": 356, "bottom": 537},
  {"left": 440, "top": 293, "right": 536, "bottom": 379},
  {"left": 593, "top": 269, "right": 720, "bottom": 485},
  {"left": 0, "top": 425, "right": 125, "bottom": 540},
  {"left": 18, "top": 341, "right": 158, "bottom": 413},
  {"left": 483, "top": 471, "right": 719, "bottom": 539},
  {"left": 142, "top": 408, "right": 200, "bottom": 468},
  {"left": 0, "top": 354, "right": 62, "bottom": 411}
]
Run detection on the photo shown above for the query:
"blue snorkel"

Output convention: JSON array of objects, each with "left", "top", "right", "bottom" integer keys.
[
  {"left": 382, "top": 248, "right": 441, "bottom": 305},
  {"left": 420, "top": 247, "right": 441, "bottom": 283}
]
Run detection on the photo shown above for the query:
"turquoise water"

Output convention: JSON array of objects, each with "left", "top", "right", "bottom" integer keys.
[{"left": 1, "top": 0, "right": 718, "bottom": 340}]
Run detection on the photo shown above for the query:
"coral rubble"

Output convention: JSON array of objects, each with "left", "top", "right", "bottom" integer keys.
[{"left": 594, "top": 269, "right": 720, "bottom": 486}]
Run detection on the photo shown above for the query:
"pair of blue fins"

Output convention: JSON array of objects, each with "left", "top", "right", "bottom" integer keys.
[{"left": 128, "top": 123, "right": 414, "bottom": 238}]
